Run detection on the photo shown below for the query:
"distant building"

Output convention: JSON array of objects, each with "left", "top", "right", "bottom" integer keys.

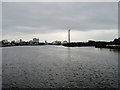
[
  {"left": 20, "top": 39, "right": 22, "bottom": 43},
  {"left": 62, "top": 40, "right": 68, "bottom": 44},
  {"left": 45, "top": 40, "right": 48, "bottom": 45},
  {"left": 52, "top": 40, "right": 61, "bottom": 45},
  {"left": 33, "top": 38, "right": 39, "bottom": 45},
  {"left": 29, "top": 40, "right": 33, "bottom": 45},
  {"left": 19, "top": 39, "right": 23, "bottom": 44}
]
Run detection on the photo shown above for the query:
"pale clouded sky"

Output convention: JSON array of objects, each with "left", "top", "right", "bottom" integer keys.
[{"left": 2, "top": 2, "right": 118, "bottom": 42}]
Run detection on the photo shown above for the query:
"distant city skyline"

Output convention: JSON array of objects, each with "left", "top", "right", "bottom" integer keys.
[{"left": 2, "top": 2, "right": 118, "bottom": 42}]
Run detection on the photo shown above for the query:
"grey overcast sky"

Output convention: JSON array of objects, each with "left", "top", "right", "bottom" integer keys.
[{"left": 2, "top": 2, "right": 118, "bottom": 42}]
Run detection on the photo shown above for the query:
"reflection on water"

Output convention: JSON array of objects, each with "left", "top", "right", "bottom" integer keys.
[
  {"left": 2, "top": 46, "right": 119, "bottom": 88},
  {"left": 0, "top": 48, "right": 2, "bottom": 90},
  {"left": 98, "top": 47, "right": 120, "bottom": 53},
  {"left": 109, "top": 49, "right": 120, "bottom": 53}
]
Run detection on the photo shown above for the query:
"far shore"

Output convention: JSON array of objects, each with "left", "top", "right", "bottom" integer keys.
[{"left": 1, "top": 43, "right": 120, "bottom": 49}]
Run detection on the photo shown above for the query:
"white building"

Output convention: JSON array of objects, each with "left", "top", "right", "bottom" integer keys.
[
  {"left": 52, "top": 40, "right": 61, "bottom": 45},
  {"left": 62, "top": 40, "right": 68, "bottom": 44}
]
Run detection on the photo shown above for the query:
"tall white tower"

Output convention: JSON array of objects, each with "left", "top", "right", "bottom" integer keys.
[{"left": 68, "top": 29, "right": 70, "bottom": 43}]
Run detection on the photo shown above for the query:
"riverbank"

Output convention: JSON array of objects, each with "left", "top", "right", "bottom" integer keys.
[{"left": 63, "top": 42, "right": 120, "bottom": 49}]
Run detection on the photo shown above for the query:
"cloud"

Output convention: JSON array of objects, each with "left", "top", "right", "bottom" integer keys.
[{"left": 2, "top": 2, "right": 118, "bottom": 41}]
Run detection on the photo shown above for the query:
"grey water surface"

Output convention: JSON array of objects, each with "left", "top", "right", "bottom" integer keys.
[{"left": 2, "top": 46, "right": 119, "bottom": 88}]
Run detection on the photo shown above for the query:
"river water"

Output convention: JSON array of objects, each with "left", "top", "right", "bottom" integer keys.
[{"left": 2, "top": 46, "right": 119, "bottom": 88}]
